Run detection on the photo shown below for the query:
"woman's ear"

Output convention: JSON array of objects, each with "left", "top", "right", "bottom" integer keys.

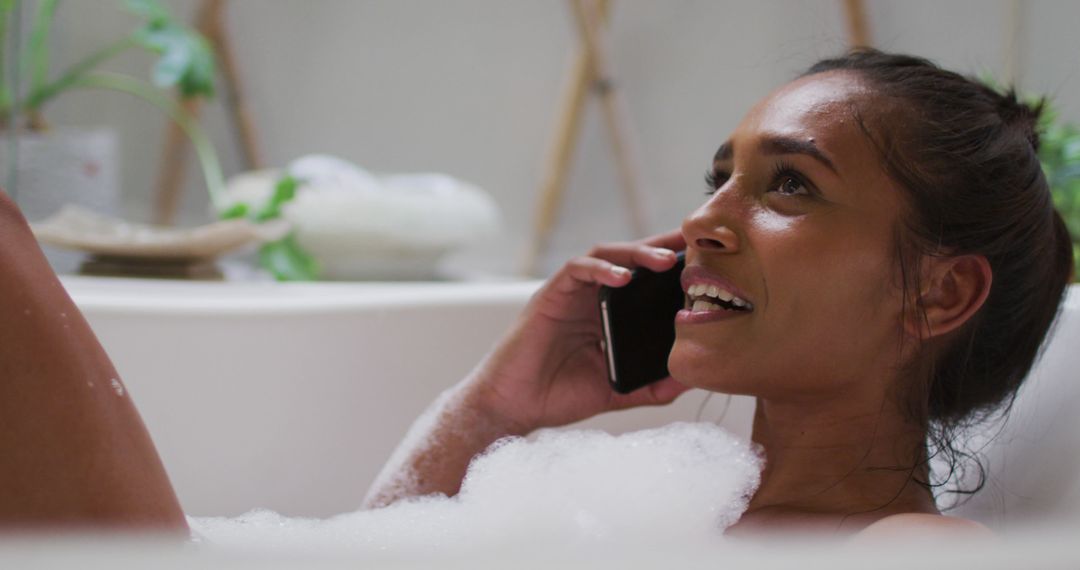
[{"left": 905, "top": 255, "right": 992, "bottom": 339}]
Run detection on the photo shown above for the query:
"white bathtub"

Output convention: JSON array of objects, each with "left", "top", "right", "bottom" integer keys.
[
  {"left": 62, "top": 276, "right": 1080, "bottom": 532},
  {"left": 63, "top": 276, "right": 754, "bottom": 518}
]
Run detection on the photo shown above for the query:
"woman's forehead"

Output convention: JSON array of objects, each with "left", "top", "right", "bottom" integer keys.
[
  {"left": 721, "top": 71, "right": 901, "bottom": 209},
  {"left": 732, "top": 71, "right": 872, "bottom": 157}
]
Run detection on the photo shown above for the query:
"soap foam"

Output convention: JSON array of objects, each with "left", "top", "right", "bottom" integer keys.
[{"left": 190, "top": 423, "right": 762, "bottom": 558}]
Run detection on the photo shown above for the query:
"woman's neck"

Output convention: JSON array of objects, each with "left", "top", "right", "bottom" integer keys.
[{"left": 733, "top": 394, "right": 938, "bottom": 534}]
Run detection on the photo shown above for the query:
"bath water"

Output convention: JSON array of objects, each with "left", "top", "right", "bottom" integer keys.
[{"left": 190, "top": 422, "right": 762, "bottom": 557}]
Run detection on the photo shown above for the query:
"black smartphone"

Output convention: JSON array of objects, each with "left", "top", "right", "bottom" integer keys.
[{"left": 598, "top": 251, "right": 686, "bottom": 394}]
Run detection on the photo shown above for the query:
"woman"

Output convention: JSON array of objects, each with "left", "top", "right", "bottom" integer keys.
[
  {"left": 362, "top": 50, "right": 1072, "bottom": 535},
  {"left": 0, "top": 49, "right": 1070, "bottom": 536}
]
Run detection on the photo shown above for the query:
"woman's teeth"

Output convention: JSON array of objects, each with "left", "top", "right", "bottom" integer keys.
[
  {"left": 692, "top": 299, "right": 722, "bottom": 312},
  {"left": 686, "top": 283, "right": 752, "bottom": 312}
]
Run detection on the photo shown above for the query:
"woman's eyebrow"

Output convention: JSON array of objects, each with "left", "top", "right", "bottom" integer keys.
[
  {"left": 759, "top": 135, "right": 838, "bottom": 174},
  {"left": 712, "top": 137, "right": 838, "bottom": 175}
]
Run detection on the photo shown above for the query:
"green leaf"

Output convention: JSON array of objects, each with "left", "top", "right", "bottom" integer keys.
[
  {"left": 976, "top": 72, "right": 1001, "bottom": 93},
  {"left": 178, "top": 35, "right": 216, "bottom": 97},
  {"left": 133, "top": 24, "right": 216, "bottom": 98},
  {"left": 1022, "top": 93, "right": 1080, "bottom": 280},
  {"left": 1073, "top": 244, "right": 1079, "bottom": 281},
  {"left": 127, "top": 0, "right": 216, "bottom": 98},
  {"left": 216, "top": 178, "right": 318, "bottom": 282},
  {"left": 0, "top": 0, "right": 15, "bottom": 115},
  {"left": 1063, "top": 138, "right": 1080, "bottom": 165},
  {"left": 255, "top": 175, "right": 299, "bottom": 221},
  {"left": 219, "top": 202, "right": 249, "bottom": 220},
  {"left": 26, "top": 0, "right": 60, "bottom": 95},
  {"left": 259, "top": 234, "right": 320, "bottom": 282},
  {"left": 137, "top": 26, "right": 188, "bottom": 82}
]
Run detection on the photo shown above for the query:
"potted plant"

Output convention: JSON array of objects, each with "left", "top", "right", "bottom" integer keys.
[{"left": 0, "top": 0, "right": 224, "bottom": 228}]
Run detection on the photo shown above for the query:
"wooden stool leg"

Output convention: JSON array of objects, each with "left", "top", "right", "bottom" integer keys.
[
  {"left": 205, "top": 0, "right": 263, "bottom": 170},
  {"left": 570, "top": 0, "right": 648, "bottom": 240},
  {"left": 842, "top": 0, "right": 872, "bottom": 48},
  {"left": 152, "top": 0, "right": 220, "bottom": 225},
  {"left": 153, "top": 96, "right": 202, "bottom": 225},
  {"left": 153, "top": 0, "right": 264, "bottom": 225},
  {"left": 522, "top": 0, "right": 610, "bottom": 276}
]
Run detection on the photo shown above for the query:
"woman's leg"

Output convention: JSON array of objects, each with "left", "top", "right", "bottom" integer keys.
[{"left": 0, "top": 192, "right": 185, "bottom": 530}]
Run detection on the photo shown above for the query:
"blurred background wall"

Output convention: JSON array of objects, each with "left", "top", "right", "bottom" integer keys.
[{"left": 40, "top": 0, "right": 1080, "bottom": 275}]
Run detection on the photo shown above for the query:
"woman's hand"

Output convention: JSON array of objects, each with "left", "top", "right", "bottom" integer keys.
[
  {"left": 462, "top": 230, "right": 691, "bottom": 434},
  {"left": 363, "top": 231, "right": 691, "bottom": 508}
]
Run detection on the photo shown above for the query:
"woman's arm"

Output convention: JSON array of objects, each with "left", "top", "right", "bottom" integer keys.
[
  {"left": 0, "top": 192, "right": 186, "bottom": 530},
  {"left": 363, "top": 233, "right": 691, "bottom": 507}
]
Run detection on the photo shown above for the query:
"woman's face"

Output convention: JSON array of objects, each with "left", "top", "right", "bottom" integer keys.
[{"left": 669, "top": 71, "right": 911, "bottom": 401}]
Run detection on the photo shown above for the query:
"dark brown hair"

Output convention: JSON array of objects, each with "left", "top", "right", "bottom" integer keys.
[{"left": 803, "top": 49, "right": 1074, "bottom": 498}]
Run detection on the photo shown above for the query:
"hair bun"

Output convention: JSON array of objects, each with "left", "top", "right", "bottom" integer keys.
[{"left": 996, "top": 88, "right": 1044, "bottom": 152}]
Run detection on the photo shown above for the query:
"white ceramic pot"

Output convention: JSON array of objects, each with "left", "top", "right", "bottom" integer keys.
[{"left": 0, "top": 127, "right": 119, "bottom": 272}]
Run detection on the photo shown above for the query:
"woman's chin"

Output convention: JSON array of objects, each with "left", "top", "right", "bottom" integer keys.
[{"left": 668, "top": 340, "right": 743, "bottom": 393}]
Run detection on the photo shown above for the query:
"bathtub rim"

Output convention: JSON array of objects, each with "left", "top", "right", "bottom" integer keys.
[{"left": 61, "top": 275, "right": 545, "bottom": 317}]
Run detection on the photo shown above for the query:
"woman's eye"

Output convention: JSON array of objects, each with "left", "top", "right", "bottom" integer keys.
[
  {"left": 704, "top": 170, "right": 730, "bottom": 195},
  {"left": 773, "top": 172, "right": 811, "bottom": 197}
]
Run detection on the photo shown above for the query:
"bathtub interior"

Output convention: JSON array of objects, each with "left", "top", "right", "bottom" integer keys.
[
  {"left": 64, "top": 276, "right": 754, "bottom": 519},
  {"left": 56, "top": 277, "right": 1080, "bottom": 531},
  {"left": 948, "top": 289, "right": 1080, "bottom": 527}
]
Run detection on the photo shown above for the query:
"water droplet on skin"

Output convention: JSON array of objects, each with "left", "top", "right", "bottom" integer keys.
[{"left": 110, "top": 378, "right": 124, "bottom": 397}]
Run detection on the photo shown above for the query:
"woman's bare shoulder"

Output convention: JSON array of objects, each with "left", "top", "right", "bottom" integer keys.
[{"left": 855, "top": 513, "right": 994, "bottom": 540}]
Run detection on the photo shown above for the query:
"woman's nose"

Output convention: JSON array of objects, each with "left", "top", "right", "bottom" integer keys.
[{"left": 681, "top": 201, "right": 741, "bottom": 254}]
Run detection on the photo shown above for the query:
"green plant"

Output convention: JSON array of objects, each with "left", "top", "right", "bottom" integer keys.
[
  {"left": 982, "top": 75, "right": 1080, "bottom": 280},
  {"left": 0, "top": 0, "right": 225, "bottom": 210},
  {"left": 219, "top": 174, "right": 320, "bottom": 281},
  {"left": 1038, "top": 102, "right": 1080, "bottom": 280}
]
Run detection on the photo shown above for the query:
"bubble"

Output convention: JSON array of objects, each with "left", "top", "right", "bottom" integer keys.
[{"left": 190, "top": 423, "right": 762, "bottom": 558}]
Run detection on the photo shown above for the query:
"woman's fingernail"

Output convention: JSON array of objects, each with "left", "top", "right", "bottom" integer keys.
[
  {"left": 652, "top": 248, "right": 676, "bottom": 258},
  {"left": 611, "top": 266, "right": 631, "bottom": 277}
]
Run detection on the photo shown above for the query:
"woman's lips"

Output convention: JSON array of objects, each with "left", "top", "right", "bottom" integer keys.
[
  {"left": 678, "top": 265, "right": 754, "bottom": 325},
  {"left": 675, "top": 306, "right": 751, "bottom": 325}
]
